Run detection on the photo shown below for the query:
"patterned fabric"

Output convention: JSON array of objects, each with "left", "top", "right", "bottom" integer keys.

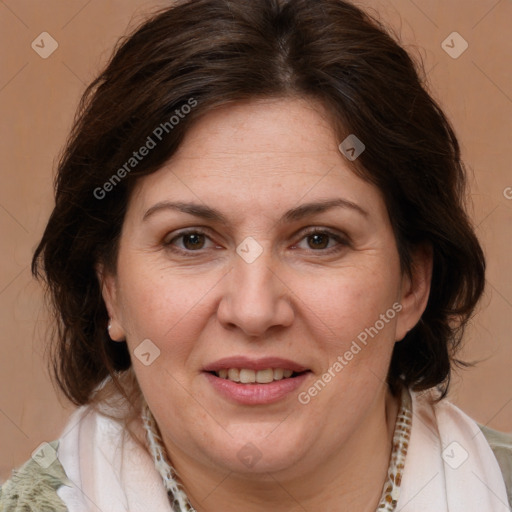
[
  {"left": 0, "top": 440, "right": 71, "bottom": 512},
  {"left": 141, "top": 403, "right": 195, "bottom": 511},
  {"left": 141, "top": 385, "right": 413, "bottom": 511},
  {"left": 1, "top": 387, "right": 512, "bottom": 511},
  {"left": 377, "top": 386, "right": 413, "bottom": 510}
]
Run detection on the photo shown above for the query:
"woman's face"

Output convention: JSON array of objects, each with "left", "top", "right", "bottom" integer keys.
[{"left": 101, "top": 97, "right": 430, "bottom": 478}]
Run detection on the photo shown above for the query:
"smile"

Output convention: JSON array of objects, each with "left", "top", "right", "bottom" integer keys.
[
  {"left": 204, "top": 370, "right": 311, "bottom": 405},
  {"left": 213, "top": 368, "right": 301, "bottom": 383}
]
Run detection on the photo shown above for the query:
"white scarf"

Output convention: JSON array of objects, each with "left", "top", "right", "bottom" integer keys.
[
  {"left": 397, "top": 388, "right": 509, "bottom": 511},
  {"left": 55, "top": 387, "right": 509, "bottom": 512}
]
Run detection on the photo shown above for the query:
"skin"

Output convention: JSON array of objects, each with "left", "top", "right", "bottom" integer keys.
[{"left": 99, "top": 96, "right": 432, "bottom": 511}]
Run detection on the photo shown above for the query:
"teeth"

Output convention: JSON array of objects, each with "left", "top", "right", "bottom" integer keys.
[
  {"left": 214, "top": 367, "right": 300, "bottom": 383},
  {"left": 273, "top": 368, "right": 284, "bottom": 380},
  {"left": 227, "top": 368, "right": 240, "bottom": 382},
  {"left": 255, "top": 369, "right": 274, "bottom": 384},
  {"left": 240, "top": 369, "right": 256, "bottom": 383}
]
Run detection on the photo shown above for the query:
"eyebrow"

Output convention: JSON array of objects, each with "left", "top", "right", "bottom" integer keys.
[{"left": 142, "top": 198, "right": 369, "bottom": 224}]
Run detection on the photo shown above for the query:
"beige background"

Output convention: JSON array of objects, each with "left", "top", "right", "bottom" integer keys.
[{"left": 0, "top": 0, "right": 511, "bottom": 482}]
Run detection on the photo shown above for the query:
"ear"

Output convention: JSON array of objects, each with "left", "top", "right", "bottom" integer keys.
[
  {"left": 395, "top": 243, "right": 433, "bottom": 342},
  {"left": 96, "top": 262, "right": 126, "bottom": 342}
]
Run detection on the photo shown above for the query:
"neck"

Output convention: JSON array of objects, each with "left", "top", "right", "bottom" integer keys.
[{"left": 165, "top": 386, "right": 400, "bottom": 512}]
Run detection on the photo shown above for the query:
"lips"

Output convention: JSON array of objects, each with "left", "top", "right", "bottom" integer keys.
[
  {"left": 202, "top": 356, "right": 312, "bottom": 404},
  {"left": 203, "top": 356, "right": 309, "bottom": 373},
  {"left": 204, "top": 371, "right": 311, "bottom": 405}
]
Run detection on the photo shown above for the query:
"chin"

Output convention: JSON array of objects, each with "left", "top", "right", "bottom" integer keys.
[{"left": 204, "top": 435, "right": 309, "bottom": 475}]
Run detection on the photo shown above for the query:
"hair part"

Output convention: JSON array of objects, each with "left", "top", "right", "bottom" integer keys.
[{"left": 32, "top": 0, "right": 485, "bottom": 420}]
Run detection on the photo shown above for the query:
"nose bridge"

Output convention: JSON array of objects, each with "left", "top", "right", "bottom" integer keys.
[{"left": 217, "top": 240, "right": 293, "bottom": 336}]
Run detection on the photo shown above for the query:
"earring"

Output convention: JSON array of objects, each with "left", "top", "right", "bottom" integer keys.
[{"left": 107, "top": 319, "right": 112, "bottom": 331}]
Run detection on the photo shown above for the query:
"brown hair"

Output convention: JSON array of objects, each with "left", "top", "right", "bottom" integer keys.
[{"left": 32, "top": 0, "right": 485, "bottom": 417}]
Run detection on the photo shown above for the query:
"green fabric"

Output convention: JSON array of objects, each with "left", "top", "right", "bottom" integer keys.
[
  {"left": 1, "top": 427, "right": 512, "bottom": 510},
  {"left": 478, "top": 423, "right": 512, "bottom": 508},
  {"left": 0, "top": 441, "right": 71, "bottom": 512}
]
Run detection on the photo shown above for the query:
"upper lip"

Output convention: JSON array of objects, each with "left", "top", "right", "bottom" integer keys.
[{"left": 203, "top": 356, "right": 309, "bottom": 373}]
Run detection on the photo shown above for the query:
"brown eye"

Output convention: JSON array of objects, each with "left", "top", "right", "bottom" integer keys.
[
  {"left": 181, "top": 233, "right": 206, "bottom": 250},
  {"left": 306, "top": 233, "right": 330, "bottom": 250},
  {"left": 295, "top": 228, "right": 350, "bottom": 254},
  {"left": 164, "top": 229, "right": 214, "bottom": 253}
]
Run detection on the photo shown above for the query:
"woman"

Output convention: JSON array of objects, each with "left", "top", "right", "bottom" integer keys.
[{"left": 1, "top": 0, "right": 511, "bottom": 510}]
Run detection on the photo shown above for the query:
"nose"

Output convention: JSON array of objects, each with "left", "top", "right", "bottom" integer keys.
[{"left": 216, "top": 247, "right": 295, "bottom": 337}]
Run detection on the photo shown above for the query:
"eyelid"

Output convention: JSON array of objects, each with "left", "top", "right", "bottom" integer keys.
[
  {"left": 291, "top": 227, "right": 351, "bottom": 253},
  {"left": 298, "top": 226, "right": 351, "bottom": 244},
  {"left": 163, "top": 226, "right": 351, "bottom": 255},
  {"left": 163, "top": 227, "right": 217, "bottom": 248}
]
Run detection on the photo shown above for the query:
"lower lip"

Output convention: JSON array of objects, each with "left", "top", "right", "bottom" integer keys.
[{"left": 204, "top": 371, "right": 311, "bottom": 405}]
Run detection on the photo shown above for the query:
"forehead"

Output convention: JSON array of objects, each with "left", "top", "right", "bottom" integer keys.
[
  {"left": 176, "top": 96, "right": 337, "bottom": 157},
  {"left": 129, "top": 97, "right": 386, "bottom": 223}
]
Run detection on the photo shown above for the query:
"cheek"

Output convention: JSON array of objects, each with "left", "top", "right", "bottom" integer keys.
[
  {"left": 298, "top": 271, "right": 399, "bottom": 413},
  {"left": 115, "top": 265, "right": 217, "bottom": 376},
  {"left": 116, "top": 239, "right": 401, "bottom": 366},
  {"left": 293, "top": 264, "right": 401, "bottom": 342},
  {"left": 115, "top": 257, "right": 221, "bottom": 359}
]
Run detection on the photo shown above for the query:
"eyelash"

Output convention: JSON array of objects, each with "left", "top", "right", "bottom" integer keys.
[{"left": 163, "top": 227, "right": 350, "bottom": 256}]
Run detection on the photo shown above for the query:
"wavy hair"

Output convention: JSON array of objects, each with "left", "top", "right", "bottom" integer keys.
[{"left": 32, "top": 0, "right": 485, "bottom": 416}]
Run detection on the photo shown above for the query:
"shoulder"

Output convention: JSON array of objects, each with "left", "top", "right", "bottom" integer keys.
[
  {"left": 479, "top": 423, "right": 512, "bottom": 508},
  {"left": 0, "top": 440, "right": 71, "bottom": 512}
]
